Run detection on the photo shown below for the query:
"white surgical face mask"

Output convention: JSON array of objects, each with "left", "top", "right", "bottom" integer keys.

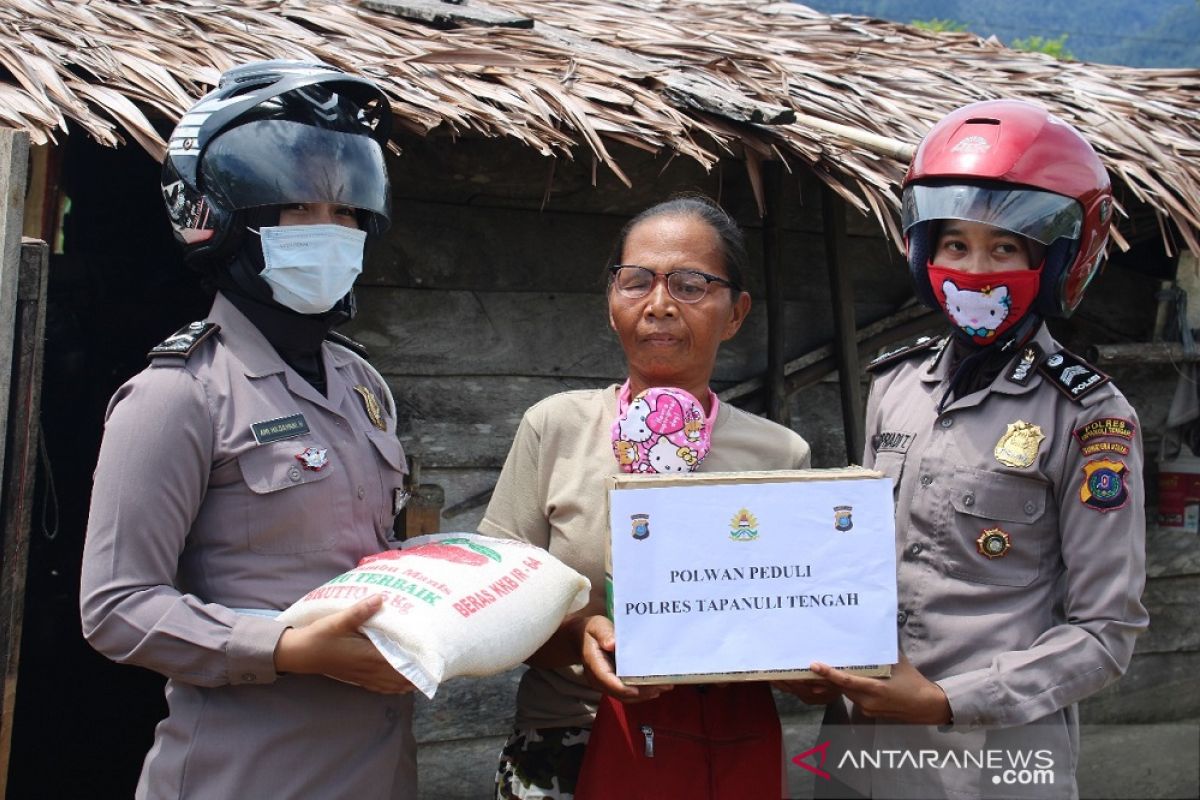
[{"left": 258, "top": 224, "right": 367, "bottom": 314}]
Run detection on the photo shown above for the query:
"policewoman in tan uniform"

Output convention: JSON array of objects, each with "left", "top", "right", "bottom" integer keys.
[
  {"left": 80, "top": 62, "right": 416, "bottom": 799},
  {"left": 799, "top": 101, "right": 1149, "bottom": 798}
]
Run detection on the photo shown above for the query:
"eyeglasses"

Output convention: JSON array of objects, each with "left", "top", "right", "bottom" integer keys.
[{"left": 608, "top": 265, "right": 738, "bottom": 304}]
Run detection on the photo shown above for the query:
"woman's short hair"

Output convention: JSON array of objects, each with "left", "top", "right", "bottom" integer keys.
[{"left": 606, "top": 195, "right": 748, "bottom": 293}]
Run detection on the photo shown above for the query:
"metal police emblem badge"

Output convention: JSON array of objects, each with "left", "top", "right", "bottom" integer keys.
[
  {"left": 976, "top": 527, "right": 1012, "bottom": 559},
  {"left": 994, "top": 421, "right": 1045, "bottom": 468},
  {"left": 353, "top": 385, "right": 387, "bottom": 431},
  {"left": 295, "top": 446, "right": 329, "bottom": 471},
  {"left": 1079, "top": 458, "right": 1130, "bottom": 512},
  {"left": 833, "top": 505, "right": 854, "bottom": 532},
  {"left": 630, "top": 513, "right": 651, "bottom": 541},
  {"left": 729, "top": 508, "right": 759, "bottom": 541}
]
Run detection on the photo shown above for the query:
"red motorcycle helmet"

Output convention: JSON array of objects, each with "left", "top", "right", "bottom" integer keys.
[{"left": 902, "top": 99, "right": 1113, "bottom": 318}]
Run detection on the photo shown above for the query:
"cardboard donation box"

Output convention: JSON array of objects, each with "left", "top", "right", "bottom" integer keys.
[{"left": 608, "top": 467, "right": 897, "bottom": 684}]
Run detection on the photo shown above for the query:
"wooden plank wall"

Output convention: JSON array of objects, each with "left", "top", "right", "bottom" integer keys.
[{"left": 343, "top": 133, "right": 1197, "bottom": 797}]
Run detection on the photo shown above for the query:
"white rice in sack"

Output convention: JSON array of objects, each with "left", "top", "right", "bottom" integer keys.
[{"left": 276, "top": 533, "right": 590, "bottom": 698}]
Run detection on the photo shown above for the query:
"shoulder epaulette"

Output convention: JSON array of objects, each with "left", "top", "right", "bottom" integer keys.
[
  {"left": 1037, "top": 347, "right": 1110, "bottom": 403},
  {"left": 865, "top": 336, "right": 943, "bottom": 374},
  {"left": 147, "top": 321, "right": 219, "bottom": 361},
  {"left": 325, "top": 330, "right": 369, "bottom": 360}
]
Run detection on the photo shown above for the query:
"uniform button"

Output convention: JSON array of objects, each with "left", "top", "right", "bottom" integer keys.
[
  {"left": 963, "top": 492, "right": 975, "bottom": 507},
  {"left": 897, "top": 611, "right": 909, "bottom": 626},
  {"left": 920, "top": 475, "right": 933, "bottom": 486},
  {"left": 939, "top": 417, "right": 954, "bottom": 428},
  {"left": 357, "top": 486, "right": 366, "bottom": 499},
  {"left": 241, "top": 672, "right": 256, "bottom": 682},
  {"left": 909, "top": 543, "right": 923, "bottom": 556},
  {"left": 288, "top": 466, "right": 301, "bottom": 482},
  {"left": 1024, "top": 501, "right": 1037, "bottom": 515}
]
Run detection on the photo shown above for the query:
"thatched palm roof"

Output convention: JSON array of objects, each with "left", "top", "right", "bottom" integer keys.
[{"left": 2, "top": 0, "right": 1199, "bottom": 254}]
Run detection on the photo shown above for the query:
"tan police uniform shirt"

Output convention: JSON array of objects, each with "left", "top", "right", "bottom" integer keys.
[
  {"left": 80, "top": 292, "right": 415, "bottom": 800},
  {"left": 822, "top": 324, "right": 1148, "bottom": 798},
  {"left": 479, "top": 385, "right": 811, "bottom": 729}
]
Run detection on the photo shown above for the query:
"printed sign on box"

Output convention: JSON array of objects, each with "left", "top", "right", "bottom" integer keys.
[{"left": 607, "top": 468, "right": 898, "bottom": 683}]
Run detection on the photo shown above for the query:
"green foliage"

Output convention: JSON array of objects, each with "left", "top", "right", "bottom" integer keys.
[
  {"left": 910, "top": 17, "right": 968, "bottom": 32},
  {"left": 1009, "top": 33, "right": 1075, "bottom": 60},
  {"left": 798, "top": 1, "right": 1200, "bottom": 67}
]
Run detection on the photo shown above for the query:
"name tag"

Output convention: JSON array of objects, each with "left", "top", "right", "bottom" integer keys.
[
  {"left": 251, "top": 414, "right": 311, "bottom": 444},
  {"left": 873, "top": 431, "right": 914, "bottom": 454}
]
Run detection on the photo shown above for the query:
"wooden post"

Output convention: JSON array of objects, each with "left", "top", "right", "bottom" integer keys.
[
  {"left": 761, "top": 161, "right": 788, "bottom": 426},
  {"left": 400, "top": 457, "right": 444, "bottom": 539},
  {"left": 822, "top": 185, "right": 864, "bottom": 464},
  {"left": 0, "top": 129, "right": 31, "bottom": 502},
  {"left": 0, "top": 240, "right": 49, "bottom": 795},
  {"left": 22, "top": 145, "right": 62, "bottom": 244}
]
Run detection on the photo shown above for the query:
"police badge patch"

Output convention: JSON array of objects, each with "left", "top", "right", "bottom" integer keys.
[
  {"left": 994, "top": 421, "right": 1046, "bottom": 469},
  {"left": 1079, "top": 458, "right": 1130, "bottom": 512}
]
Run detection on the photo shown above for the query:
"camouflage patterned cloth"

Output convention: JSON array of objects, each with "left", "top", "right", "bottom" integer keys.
[{"left": 494, "top": 726, "right": 591, "bottom": 799}]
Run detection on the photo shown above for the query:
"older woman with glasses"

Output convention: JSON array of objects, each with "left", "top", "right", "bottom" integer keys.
[{"left": 481, "top": 195, "right": 812, "bottom": 799}]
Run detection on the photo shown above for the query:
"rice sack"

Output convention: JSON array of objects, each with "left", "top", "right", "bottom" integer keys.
[{"left": 277, "top": 533, "right": 590, "bottom": 698}]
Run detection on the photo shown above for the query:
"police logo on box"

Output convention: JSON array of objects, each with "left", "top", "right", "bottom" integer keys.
[
  {"left": 834, "top": 505, "right": 854, "bottom": 532},
  {"left": 630, "top": 513, "right": 650, "bottom": 541}
]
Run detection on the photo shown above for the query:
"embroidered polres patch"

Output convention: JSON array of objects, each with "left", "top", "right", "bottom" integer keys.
[{"left": 1073, "top": 417, "right": 1136, "bottom": 445}]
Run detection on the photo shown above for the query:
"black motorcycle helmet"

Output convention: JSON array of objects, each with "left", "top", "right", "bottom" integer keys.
[{"left": 160, "top": 60, "right": 392, "bottom": 269}]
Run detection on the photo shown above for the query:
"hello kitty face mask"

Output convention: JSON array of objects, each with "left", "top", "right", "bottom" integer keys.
[
  {"left": 927, "top": 263, "right": 1041, "bottom": 346},
  {"left": 611, "top": 382, "right": 714, "bottom": 474}
]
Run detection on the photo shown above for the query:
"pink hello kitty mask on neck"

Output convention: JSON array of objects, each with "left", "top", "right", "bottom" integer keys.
[
  {"left": 611, "top": 382, "right": 714, "bottom": 474},
  {"left": 927, "top": 263, "right": 1042, "bottom": 346}
]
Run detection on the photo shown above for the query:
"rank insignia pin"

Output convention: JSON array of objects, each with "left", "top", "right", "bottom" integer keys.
[
  {"left": 353, "top": 385, "right": 387, "bottom": 431},
  {"left": 994, "top": 421, "right": 1045, "bottom": 469},
  {"left": 976, "top": 527, "right": 1012, "bottom": 559},
  {"left": 295, "top": 447, "right": 329, "bottom": 471}
]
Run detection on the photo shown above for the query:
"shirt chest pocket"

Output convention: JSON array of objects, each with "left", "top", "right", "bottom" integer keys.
[
  {"left": 873, "top": 451, "right": 906, "bottom": 499},
  {"left": 944, "top": 467, "right": 1049, "bottom": 587},
  {"left": 365, "top": 430, "right": 408, "bottom": 529},
  {"left": 238, "top": 441, "right": 340, "bottom": 554}
]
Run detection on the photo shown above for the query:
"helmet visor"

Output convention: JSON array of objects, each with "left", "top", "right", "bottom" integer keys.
[
  {"left": 201, "top": 119, "right": 390, "bottom": 228},
  {"left": 902, "top": 183, "right": 1082, "bottom": 245}
]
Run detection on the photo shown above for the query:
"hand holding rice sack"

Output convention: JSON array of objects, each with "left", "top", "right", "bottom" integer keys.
[{"left": 277, "top": 534, "right": 590, "bottom": 698}]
